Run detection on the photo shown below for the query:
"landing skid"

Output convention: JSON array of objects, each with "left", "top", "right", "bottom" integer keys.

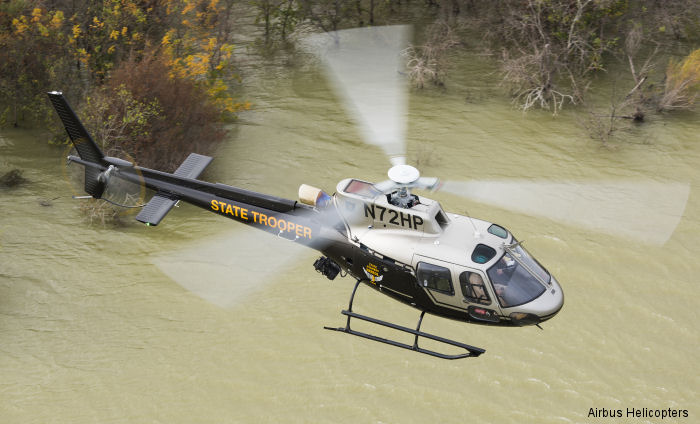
[{"left": 324, "top": 279, "right": 485, "bottom": 359}]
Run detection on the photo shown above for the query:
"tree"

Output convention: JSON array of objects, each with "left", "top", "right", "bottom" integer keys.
[
  {"left": 658, "top": 49, "right": 700, "bottom": 111},
  {"left": 254, "top": 0, "right": 300, "bottom": 44},
  {"left": 0, "top": 0, "right": 248, "bottom": 129},
  {"left": 0, "top": 2, "right": 71, "bottom": 126},
  {"left": 403, "top": 21, "right": 460, "bottom": 88},
  {"left": 494, "top": 0, "right": 625, "bottom": 114}
]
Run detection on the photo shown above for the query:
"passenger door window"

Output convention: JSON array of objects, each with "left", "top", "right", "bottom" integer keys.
[
  {"left": 416, "top": 262, "right": 454, "bottom": 295},
  {"left": 459, "top": 271, "right": 491, "bottom": 305}
]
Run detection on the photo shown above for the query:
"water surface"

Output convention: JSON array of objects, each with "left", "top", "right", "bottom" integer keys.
[{"left": 1, "top": 13, "right": 698, "bottom": 424}]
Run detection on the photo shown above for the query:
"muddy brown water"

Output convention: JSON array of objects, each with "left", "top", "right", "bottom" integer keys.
[{"left": 1, "top": 14, "right": 698, "bottom": 424}]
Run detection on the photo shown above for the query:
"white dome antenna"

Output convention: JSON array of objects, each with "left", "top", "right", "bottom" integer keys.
[{"left": 388, "top": 164, "right": 420, "bottom": 185}]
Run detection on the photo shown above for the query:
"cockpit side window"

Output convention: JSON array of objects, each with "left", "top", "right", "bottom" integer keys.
[
  {"left": 471, "top": 244, "right": 496, "bottom": 264},
  {"left": 459, "top": 272, "right": 491, "bottom": 305},
  {"left": 416, "top": 262, "right": 454, "bottom": 295}
]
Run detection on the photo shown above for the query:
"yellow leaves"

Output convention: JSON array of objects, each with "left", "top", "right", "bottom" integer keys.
[
  {"left": 661, "top": 49, "right": 700, "bottom": 110},
  {"left": 91, "top": 16, "right": 104, "bottom": 29},
  {"left": 219, "top": 43, "right": 234, "bottom": 61},
  {"left": 10, "top": 9, "right": 64, "bottom": 38},
  {"left": 165, "top": 0, "right": 176, "bottom": 16},
  {"left": 123, "top": 1, "right": 141, "bottom": 18},
  {"left": 204, "top": 37, "right": 217, "bottom": 52},
  {"left": 183, "top": 53, "right": 210, "bottom": 79},
  {"left": 31, "top": 8, "right": 43, "bottom": 23},
  {"left": 155, "top": 0, "right": 241, "bottom": 117},
  {"left": 64, "top": 0, "right": 245, "bottom": 118},
  {"left": 667, "top": 49, "right": 700, "bottom": 90},
  {"left": 12, "top": 17, "right": 29, "bottom": 34},
  {"left": 162, "top": 29, "right": 176, "bottom": 45},
  {"left": 75, "top": 47, "right": 90, "bottom": 65},
  {"left": 38, "top": 24, "right": 49, "bottom": 37},
  {"left": 225, "top": 99, "right": 251, "bottom": 114},
  {"left": 50, "top": 11, "right": 65, "bottom": 28},
  {"left": 679, "top": 50, "right": 700, "bottom": 83},
  {"left": 107, "top": 25, "right": 127, "bottom": 42},
  {"left": 0, "top": 0, "right": 245, "bottom": 136},
  {"left": 205, "top": 79, "right": 249, "bottom": 114},
  {"left": 207, "top": 78, "right": 226, "bottom": 95},
  {"left": 182, "top": 1, "right": 196, "bottom": 15}
]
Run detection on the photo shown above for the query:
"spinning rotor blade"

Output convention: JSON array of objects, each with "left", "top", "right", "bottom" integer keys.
[
  {"left": 64, "top": 153, "right": 145, "bottom": 209},
  {"left": 441, "top": 180, "right": 690, "bottom": 245},
  {"left": 304, "top": 25, "right": 411, "bottom": 166},
  {"left": 152, "top": 227, "right": 308, "bottom": 308}
]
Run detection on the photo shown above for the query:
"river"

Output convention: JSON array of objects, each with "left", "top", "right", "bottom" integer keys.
[{"left": 1, "top": 8, "right": 698, "bottom": 424}]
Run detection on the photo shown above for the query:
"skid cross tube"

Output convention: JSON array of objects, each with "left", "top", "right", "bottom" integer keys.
[{"left": 324, "top": 279, "right": 485, "bottom": 359}]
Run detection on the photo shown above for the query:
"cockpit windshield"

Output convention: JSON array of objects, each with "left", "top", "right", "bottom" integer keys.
[
  {"left": 487, "top": 242, "right": 549, "bottom": 308},
  {"left": 508, "top": 242, "right": 551, "bottom": 284}
]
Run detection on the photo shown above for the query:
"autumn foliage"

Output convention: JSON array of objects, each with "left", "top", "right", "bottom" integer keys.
[
  {"left": 0, "top": 0, "right": 248, "bottom": 169},
  {"left": 105, "top": 53, "right": 226, "bottom": 171},
  {"left": 658, "top": 49, "right": 700, "bottom": 112}
]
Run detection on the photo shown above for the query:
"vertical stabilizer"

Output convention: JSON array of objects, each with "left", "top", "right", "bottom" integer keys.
[{"left": 47, "top": 91, "right": 106, "bottom": 198}]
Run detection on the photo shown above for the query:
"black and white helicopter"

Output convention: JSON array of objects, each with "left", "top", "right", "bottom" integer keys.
[{"left": 49, "top": 26, "right": 687, "bottom": 360}]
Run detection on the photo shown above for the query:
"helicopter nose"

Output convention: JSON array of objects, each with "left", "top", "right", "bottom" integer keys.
[
  {"left": 509, "top": 276, "right": 564, "bottom": 326},
  {"left": 539, "top": 276, "right": 564, "bottom": 322}
]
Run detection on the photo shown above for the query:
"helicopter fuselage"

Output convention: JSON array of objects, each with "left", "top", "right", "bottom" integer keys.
[
  {"left": 74, "top": 152, "right": 563, "bottom": 329},
  {"left": 329, "top": 178, "right": 564, "bottom": 328}
]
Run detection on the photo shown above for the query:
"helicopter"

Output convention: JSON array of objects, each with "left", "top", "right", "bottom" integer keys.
[
  {"left": 48, "top": 26, "right": 687, "bottom": 360},
  {"left": 49, "top": 88, "right": 563, "bottom": 359}
]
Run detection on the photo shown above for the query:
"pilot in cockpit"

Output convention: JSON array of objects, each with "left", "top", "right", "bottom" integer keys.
[{"left": 492, "top": 255, "right": 516, "bottom": 306}]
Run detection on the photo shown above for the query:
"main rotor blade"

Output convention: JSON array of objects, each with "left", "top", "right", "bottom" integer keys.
[
  {"left": 304, "top": 25, "right": 411, "bottom": 166},
  {"left": 152, "top": 227, "right": 308, "bottom": 308},
  {"left": 441, "top": 180, "right": 690, "bottom": 245}
]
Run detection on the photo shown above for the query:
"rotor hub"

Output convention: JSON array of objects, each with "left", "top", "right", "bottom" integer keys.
[{"left": 388, "top": 164, "right": 420, "bottom": 185}]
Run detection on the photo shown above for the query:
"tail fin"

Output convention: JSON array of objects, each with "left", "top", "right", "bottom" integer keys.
[{"left": 47, "top": 91, "right": 106, "bottom": 198}]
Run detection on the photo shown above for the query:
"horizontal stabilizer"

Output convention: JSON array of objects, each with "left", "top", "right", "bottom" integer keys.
[
  {"left": 135, "top": 153, "right": 213, "bottom": 226},
  {"left": 135, "top": 192, "right": 179, "bottom": 226},
  {"left": 173, "top": 153, "right": 213, "bottom": 179}
]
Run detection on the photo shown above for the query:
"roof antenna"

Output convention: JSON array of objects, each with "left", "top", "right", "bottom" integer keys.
[{"left": 464, "top": 209, "right": 482, "bottom": 239}]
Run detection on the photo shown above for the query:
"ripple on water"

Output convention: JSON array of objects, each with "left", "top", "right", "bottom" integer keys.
[{"left": 1, "top": 27, "right": 700, "bottom": 423}]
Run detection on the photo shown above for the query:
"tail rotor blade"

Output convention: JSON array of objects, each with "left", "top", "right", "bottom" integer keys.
[{"left": 441, "top": 180, "right": 690, "bottom": 245}]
